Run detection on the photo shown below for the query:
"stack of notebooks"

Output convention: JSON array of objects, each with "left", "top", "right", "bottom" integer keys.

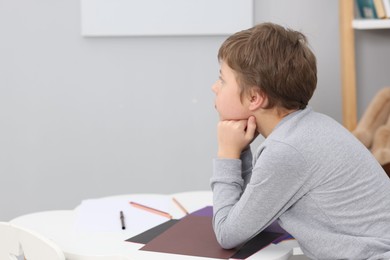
[{"left": 126, "top": 206, "right": 293, "bottom": 259}]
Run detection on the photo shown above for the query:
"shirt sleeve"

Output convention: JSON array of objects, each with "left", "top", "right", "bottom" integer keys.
[
  {"left": 210, "top": 141, "right": 308, "bottom": 249},
  {"left": 241, "top": 147, "right": 253, "bottom": 188}
]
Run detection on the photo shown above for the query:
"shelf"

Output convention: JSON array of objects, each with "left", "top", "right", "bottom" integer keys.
[
  {"left": 344, "top": 0, "right": 390, "bottom": 165},
  {"left": 353, "top": 19, "right": 390, "bottom": 29},
  {"left": 340, "top": 0, "right": 358, "bottom": 130},
  {"left": 340, "top": 0, "right": 390, "bottom": 131}
]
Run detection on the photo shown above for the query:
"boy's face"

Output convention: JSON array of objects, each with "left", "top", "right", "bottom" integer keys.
[{"left": 212, "top": 61, "right": 251, "bottom": 121}]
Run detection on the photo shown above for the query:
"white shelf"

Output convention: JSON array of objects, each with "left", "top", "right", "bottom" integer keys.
[{"left": 353, "top": 19, "right": 390, "bottom": 29}]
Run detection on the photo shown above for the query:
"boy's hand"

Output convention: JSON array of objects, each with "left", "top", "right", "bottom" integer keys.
[{"left": 217, "top": 116, "right": 257, "bottom": 159}]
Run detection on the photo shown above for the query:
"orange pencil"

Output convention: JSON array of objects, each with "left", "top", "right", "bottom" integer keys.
[
  {"left": 172, "top": 197, "right": 189, "bottom": 215},
  {"left": 129, "top": 201, "right": 173, "bottom": 219}
]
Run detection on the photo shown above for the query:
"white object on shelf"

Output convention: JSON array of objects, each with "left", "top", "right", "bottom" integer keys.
[
  {"left": 352, "top": 19, "right": 390, "bottom": 29},
  {"left": 81, "top": 0, "right": 254, "bottom": 36},
  {"left": 383, "top": 0, "right": 390, "bottom": 18}
]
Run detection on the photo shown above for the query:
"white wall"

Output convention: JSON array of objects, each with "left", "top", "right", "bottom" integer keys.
[{"left": 0, "top": 0, "right": 346, "bottom": 220}]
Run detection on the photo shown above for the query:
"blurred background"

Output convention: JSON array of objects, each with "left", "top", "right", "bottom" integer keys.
[{"left": 1, "top": 0, "right": 390, "bottom": 220}]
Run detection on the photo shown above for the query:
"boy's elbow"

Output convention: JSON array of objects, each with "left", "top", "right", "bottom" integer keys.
[
  {"left": 214, "top": 228, "right": 240, "bottom": 250},
  {"left": 213, "top": 216, "right": 243, "bottom": 249},
  {"left": 219, "top": 240, "right": 236, "bottom": 250}
]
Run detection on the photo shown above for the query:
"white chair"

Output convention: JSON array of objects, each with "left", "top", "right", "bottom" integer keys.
[
  {"left": 0, "top": 221, "right": 65, "bottom": 260},
  {"left": 0, "top": 222, "right": 18, "bottom": 260}
]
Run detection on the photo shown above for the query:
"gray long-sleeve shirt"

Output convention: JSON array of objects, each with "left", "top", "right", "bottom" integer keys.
[{"left": 211, "top": 107, "right": 390, "bottom": 259}]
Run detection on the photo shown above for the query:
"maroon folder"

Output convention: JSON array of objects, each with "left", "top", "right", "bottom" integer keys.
[{"left": 140, "top": 214, "right": 283, "bottom": 259}]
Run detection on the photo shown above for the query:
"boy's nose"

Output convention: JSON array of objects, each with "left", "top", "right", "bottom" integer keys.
[{"left": 211, "top": 82, "right": 218, "bottom": 94}]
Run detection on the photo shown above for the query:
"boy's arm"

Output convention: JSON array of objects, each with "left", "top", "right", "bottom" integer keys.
[{"left": 210, "top": 142, "right": 307, "bottom": 249}]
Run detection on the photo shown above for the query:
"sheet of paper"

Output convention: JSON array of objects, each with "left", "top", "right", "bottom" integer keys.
[
  {"left": 126, "top": 219, "right": 179, "bottom": 244},
  {"left": 74, "top": 195, "right": 175, "bottom": 234},
  {"left": 140, "top": 215, "right": 236, "bottom": 259}
]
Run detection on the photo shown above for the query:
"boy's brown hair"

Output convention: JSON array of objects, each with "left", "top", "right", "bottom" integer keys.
[{"left": 218, "top": 22, "right": 317, "bottom": 110}]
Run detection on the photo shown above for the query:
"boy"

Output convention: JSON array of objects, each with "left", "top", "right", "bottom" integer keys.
[{"left": 210, "top": 22, "right": 390, "bottom": 259}]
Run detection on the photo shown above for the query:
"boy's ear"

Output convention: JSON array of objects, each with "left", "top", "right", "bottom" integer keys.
[{"left": 248, "top": 88, "right": 268, "bottom": 111}]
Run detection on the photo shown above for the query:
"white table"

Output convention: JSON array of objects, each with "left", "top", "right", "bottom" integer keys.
[{"left": 10, "top": 191, "right": 300, "bottom": 260}]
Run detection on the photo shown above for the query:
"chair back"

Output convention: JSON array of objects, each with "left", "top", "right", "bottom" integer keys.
[{"left": 0, "top": 222, "right": 65, "bottom": 260}]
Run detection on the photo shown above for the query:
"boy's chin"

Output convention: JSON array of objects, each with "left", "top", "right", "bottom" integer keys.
[{"left": 219, "top": 116, "right": 249, "bottom": 121}]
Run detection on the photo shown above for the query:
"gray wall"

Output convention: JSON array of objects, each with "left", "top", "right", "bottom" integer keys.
[
  {"left": 355, "top": 29, "right": 390, "bottom": 116},
  {"left": 0, "top": 0, "right": 373, "bottom": 221}
]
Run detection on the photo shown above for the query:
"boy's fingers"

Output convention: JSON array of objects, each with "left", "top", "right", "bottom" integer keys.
[{"left": 245, "top": 116, "right": 257, "bottom": 139}]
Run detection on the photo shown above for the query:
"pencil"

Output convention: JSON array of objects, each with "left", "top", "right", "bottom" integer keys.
[
  {"left": 172, "top": 197, "right": 189, "bottom": 215},
  {"left": 129, "top": 201, "right": 173, "bottom": 219}
]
